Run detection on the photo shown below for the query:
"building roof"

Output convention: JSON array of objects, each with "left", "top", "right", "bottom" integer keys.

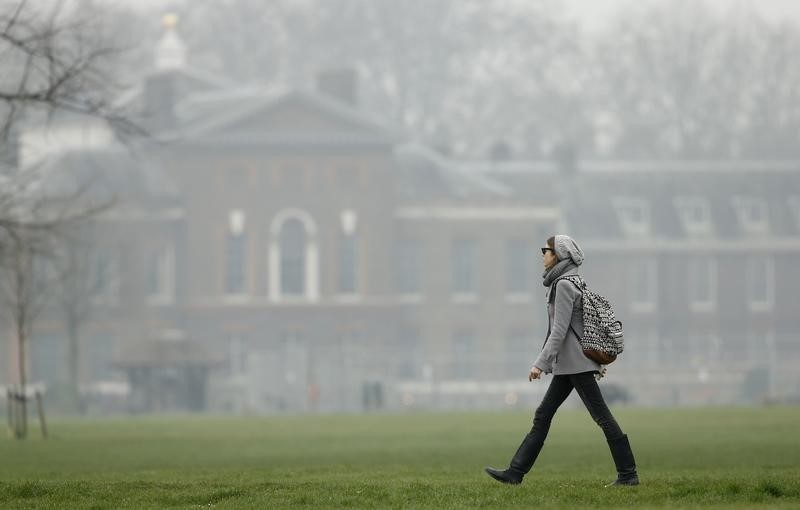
[
  {"left": 468, "top": 158, "right": 800, "bottom": 240},
  {"left": 394, "top": 144, "right": 513, "bottom": 201}
]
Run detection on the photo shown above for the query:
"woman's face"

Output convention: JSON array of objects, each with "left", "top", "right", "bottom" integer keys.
[{"left": 542, "top": 244, "right": 558, "bottom": 270}]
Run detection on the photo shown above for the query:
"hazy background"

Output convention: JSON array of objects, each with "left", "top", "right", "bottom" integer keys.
[{"left": 2, "top": 0, "right": 800, "bottom": 421}]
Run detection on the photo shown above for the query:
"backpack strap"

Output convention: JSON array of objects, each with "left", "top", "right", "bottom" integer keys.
[
  {"left": 545, "top": 276, "right": 585, "bottom": 345},
  {"left": 548, "top": 275, "right": 585, "bottom": 304}
]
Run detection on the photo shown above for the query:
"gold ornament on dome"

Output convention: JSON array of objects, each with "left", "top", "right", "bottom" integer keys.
[{"left": 162, "top": 13, "right": 178, "bottom": 30}]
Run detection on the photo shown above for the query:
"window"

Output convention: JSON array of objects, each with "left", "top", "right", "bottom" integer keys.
[
  {"left": 92, "top": 250, "right": 120, "bottom": 305},
  {"left": 688, "top": 256, "right": 716, "bottom": 312},
  {"left": 746, "top": 256, "right": 774, "bottom": 311},
  {"left": 506, "top": 239, "right": 532, "bottom": 297},
  {"left": 453, "top": 330, "right": 475, "bottom": 379},
  {"left": 147, "top": 243, "right": 174, "bottom": 304},
  {"left": 280, "top": 218, "right": 306, "bottom": 296},
  {"left": 394, "top": 238, "right": 422, "bottom": 295},
  {"left": 452, "top": 238, "right": 477, "bottom": 297},
  {"left": 613, "top": 197, "right": 651, "bottom": 237},
  {"left": 225, "top": 232, "right": 247, "bottom": 294},
  {"left": 225, "top": 209, "right": 247, "bottom": 295},
  {"left": 629, "top": 259, "right": 657, "bottom": 312},
  {"left": 732, "top": 196, "right": 769, "bottom": 234},
  {"left": 674, "top": 196, "right": 713, "bottom": 236},
  {"left": 337, "top": 210, "right": 359, "bottom": 295},
  {"left": 269, "top": 210, "right": 319, "bottom": 302}
]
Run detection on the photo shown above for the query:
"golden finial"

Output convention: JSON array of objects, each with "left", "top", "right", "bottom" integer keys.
[{"left": 162, "top": 13, "right": 179, "bottom": 30}]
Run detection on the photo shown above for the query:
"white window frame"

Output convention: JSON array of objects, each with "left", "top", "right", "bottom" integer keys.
[
  {"left": 629, "top": 259, "right": 658, "bottom": 313},
  {"left": 732, "top": 196, "right": 769, "bottom": 234},
  {"left": 147, "top": 243, "right": 175, "bottom": 306},
  {"left": 612, "top": 197, "right": 651, "bottom": 237},
  {"left": 688, "top": 256, "right": 717, "bottom": 313},
  {"left": 91, "top": 250, "right": 121, "bottom": 306},
  {"left": 746, "top": 255, "right": 775, "bottom": 312},
  {"left": 451, "top": 238, "right": 479, "bottom": 303},
  {"left": 674, "top": 196, "right": 713, "bottom": 237}
]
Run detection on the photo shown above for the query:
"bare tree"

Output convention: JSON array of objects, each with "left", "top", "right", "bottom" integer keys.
[
  {"left": 592, "top": 0, "right": 800, "bottom": 158},
  {"left": 0, "top": 213, "right": 55, "bottom": 438},
  {"left": 0, "top": 0, "right": 145, "bottom": 151},
  {"left": 177, "top": 0, "right": 584, "bottom": 157},
  {"left": 0, "top": 0, "right": 139, "bottom": 434},
  {"left": 51, "top": 223, "right": 93, "bottom": 413},
  {"left": 0, "top": 161, "right": 115, "bottom": 436}
]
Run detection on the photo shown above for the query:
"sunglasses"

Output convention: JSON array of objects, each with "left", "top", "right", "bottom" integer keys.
[{"left": 541, "top": 247, "right": 554, "bottom": 255}]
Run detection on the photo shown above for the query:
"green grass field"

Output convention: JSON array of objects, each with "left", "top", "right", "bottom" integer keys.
[{"left": 0, "top": 406, "right": 798, "bottom": 509}]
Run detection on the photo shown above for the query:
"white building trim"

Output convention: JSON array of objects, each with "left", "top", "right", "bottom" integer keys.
[{"left": 688, "top": 256, "right": 717, "bottom": 313}]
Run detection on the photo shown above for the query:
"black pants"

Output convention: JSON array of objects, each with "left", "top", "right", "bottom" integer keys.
[{"left": 531, "top": 371, "right": 623, "bottom": 441}]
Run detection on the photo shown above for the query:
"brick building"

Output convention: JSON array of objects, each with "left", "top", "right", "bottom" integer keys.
[{"left": 6, "top": 21, "right": 800, "bottom": 413}]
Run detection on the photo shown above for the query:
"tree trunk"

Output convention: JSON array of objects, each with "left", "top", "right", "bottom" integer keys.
[
  {"left": 16, "top": 327, "right": 27, "bottom": 439},
  {"left": 67, "top": 312, "right": 81, "bottom": 414}
]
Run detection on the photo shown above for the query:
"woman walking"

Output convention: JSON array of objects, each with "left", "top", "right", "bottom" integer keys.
[{"left": 485, "top": 235, "right": 639, "bottom": 486}]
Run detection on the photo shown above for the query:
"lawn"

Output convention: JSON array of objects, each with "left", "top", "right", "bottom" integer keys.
[{"left": 0, "top": 406, "right": 798, "bottom": 509}]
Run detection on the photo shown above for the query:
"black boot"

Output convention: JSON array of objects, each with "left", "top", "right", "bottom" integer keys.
[
  {"left": 485, "top": 432, "right": 544, "bottom": 485},
  {"left": 605, "top": 434, "right": 639, "bottom": 486}
]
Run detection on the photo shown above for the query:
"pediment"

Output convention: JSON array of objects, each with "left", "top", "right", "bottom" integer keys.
[{"left": 185, "top": 91, "right": 395, "bottom": 141}]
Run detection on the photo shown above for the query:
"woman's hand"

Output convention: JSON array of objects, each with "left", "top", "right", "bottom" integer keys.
[{"left": 529, "top": 367, "right": 543, "bottom": 381}]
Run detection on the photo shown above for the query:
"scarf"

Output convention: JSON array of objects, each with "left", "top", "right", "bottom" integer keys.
[{"left": 542, "top": 258, "right": 578, "bottom": 288}]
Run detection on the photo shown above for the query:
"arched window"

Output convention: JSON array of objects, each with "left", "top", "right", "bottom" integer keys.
[
  {"left": 269, "top": 209, "right": 319, "bottom": 302},
  {"left": 280, "top": 218, "right": 306, "bottom": 296}
]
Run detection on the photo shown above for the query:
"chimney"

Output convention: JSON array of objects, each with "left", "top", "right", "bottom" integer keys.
[{"left": 316, "top": 68, "right": 358, "bottom": 106}]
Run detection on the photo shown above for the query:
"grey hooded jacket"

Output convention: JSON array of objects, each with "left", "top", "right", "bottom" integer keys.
[{"left": 532, "top": 265, "right": 601, "bottom": 375}]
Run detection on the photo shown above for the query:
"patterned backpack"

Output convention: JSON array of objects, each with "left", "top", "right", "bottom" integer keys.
[{"left": 550, "top": 275, "right": 624, "bottom": 364}]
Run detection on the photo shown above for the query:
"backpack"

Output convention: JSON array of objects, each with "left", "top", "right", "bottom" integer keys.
[{"left": 549, "top": 275, "right": 624, "bottom": 364}]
